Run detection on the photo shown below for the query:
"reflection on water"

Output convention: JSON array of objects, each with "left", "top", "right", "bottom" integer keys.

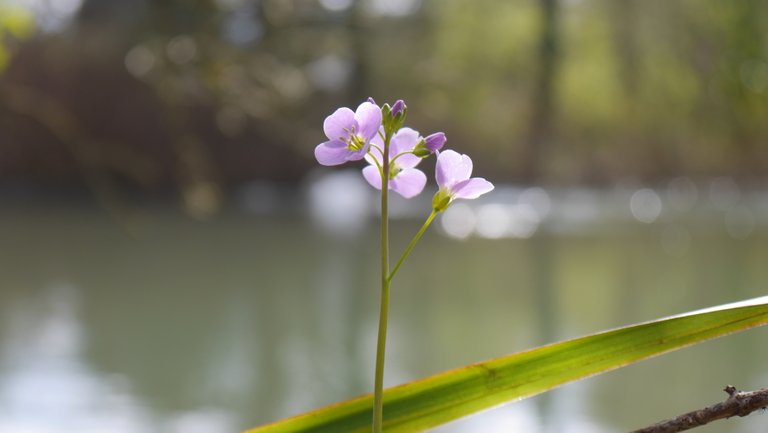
[
  {"left": 0, "top": 284, "right": 238, "bottom": 433},
  {"left": 0, "top": 185, "right": 766, "bottom": 432}
]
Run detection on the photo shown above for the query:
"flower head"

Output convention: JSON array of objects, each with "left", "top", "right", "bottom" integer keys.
[
  {"left": 362, "top": 127, "right": 427, "bottom": 199},
  {"left": 315, "top": 101, "right": 382, "bottom": 166},
  {"left": 432, "top": 150, "right": 494, "bottom": 212}
]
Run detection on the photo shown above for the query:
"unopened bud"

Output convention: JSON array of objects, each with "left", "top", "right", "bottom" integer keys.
[
  {"left": 390, "top": 100, "right": 405, "bottom": 118},
  {"left": 424, "top": 132, "right": 446, "bottom": 152},
  {"left": 382, "top": 99, "right": 408, "bottom": 137},
  {"left": 412, "top": 139, "right": 431, "bottom": 158}
]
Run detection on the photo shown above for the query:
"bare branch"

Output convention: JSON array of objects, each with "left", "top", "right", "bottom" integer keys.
[{"left": 631, "top": 385, "right": 768, "bottom": 433}]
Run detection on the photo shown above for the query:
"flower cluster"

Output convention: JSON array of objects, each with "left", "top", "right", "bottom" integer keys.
[
  {"left": 314, "top": 98, "right": 494, "bottom": 433},
  {"left": 315, "top": 99, "right": 493, "bottom": 211}
]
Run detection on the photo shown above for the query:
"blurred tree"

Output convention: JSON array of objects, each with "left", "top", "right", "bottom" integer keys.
[
  {"left": 524, "top": 0, "right": 560, "bottom": 181},
  {"left": 1, "top": 0, "right": 767, "bottom": 206}
]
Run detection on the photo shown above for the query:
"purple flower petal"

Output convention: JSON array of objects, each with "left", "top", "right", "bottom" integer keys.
[
  {"left": 390, "top": 168, "right": 427, "bottom": 198},
  {"left": 365, "top": 147, "right": 382, "bottom": 166},
  {"left": 436, "top": 150, "right": 473, "bottom": 188},
  {"left": 396, "top": 152, "right": 421, "bottom": 169},
  {"left": 390, "top": 128, "right": 420, "bottom": 155},
  {"left": 389, "top": 128, "right": 422, "bottom": 168},
  {"left": 355, "top": 102, "right": 383, "bottom": 140},
  {"left": 347, "top": 146, "right": 369, "bottom": 161},
  {"left": 452, "top": 178, "right": 494, "bottom": 200},
  {"left": 370, "top": 131, "right": 385, "bottom": 146},
  {"left": 362, "top": 165, "right": 383, "bottom": 190},
  {"left": 315, "top": 140, "right": 350, "bottom": 166},
  {"left": 367, "top": 133, "right": 385, "bottom": 160},
  {"left": 323, "top": 107, "right": 356, "bottom": 141}
]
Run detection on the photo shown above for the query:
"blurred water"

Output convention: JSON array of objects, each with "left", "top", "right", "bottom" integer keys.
[{"left": 0, "top": 186, "right": 767, "bottom": 433}]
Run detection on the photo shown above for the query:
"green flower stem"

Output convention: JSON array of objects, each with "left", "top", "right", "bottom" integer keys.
[
  {"left": 368, "top": 150, "right": 383, "bottom": 177},
  {"left": 373, "top": 132, "right": 392, "bottom": 433},
  {"left": 372, "top": 276, "right": 390, "bottom": 433},
  {"left": 388, "top": 210, "right": 437, "bottom": 284},
  {"left": 370, "top": 143, "right": 384, "bottom": 157}
]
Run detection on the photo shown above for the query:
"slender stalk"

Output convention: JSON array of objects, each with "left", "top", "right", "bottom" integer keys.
[
  {"left": 372, "top": 277, "right": 390, "bottom": 433},
  {"left": 388, "top": 210, "right": 437, "bottom": 284},
  {"left": 373, "top": 208, "right": 438, "bottom": 432},
  {"left": 373, "top": 133, "right": 392, "bottom": 433}
]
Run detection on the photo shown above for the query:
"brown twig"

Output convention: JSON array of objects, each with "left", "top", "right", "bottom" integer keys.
[{"left": 631, "top": 385, "right": 768, "bottom": 433}]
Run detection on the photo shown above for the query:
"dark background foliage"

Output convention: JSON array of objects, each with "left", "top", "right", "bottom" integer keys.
[{"left": 2, "top": 0, "right": 766, "bottom": 214}]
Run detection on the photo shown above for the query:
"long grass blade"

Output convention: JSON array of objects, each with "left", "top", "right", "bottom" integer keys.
[{"left": 244, "top": 296, "right": 768, "bottom": 433}]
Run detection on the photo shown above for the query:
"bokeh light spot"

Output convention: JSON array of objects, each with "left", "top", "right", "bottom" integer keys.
[
  {"left": 630, "top": 188, "right": 662, "bottom": 223},
  {"left": 441, "top": 203, "right": 476, "bottom": 240},
  {"left": 166, "top": 35, "right": 198, "bottom": 65},
  {"left": 124, "top": 45, "right": 155, "bottom": 78}
]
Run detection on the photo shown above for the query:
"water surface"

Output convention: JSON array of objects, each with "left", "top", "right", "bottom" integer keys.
[{"left": 0, "top": 194, "right": 766, "bottom": 433}]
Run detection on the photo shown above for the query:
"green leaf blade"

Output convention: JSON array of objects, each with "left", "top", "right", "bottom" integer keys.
[{"left": 244, "top": 297, "right": 768, "bottom": 433}]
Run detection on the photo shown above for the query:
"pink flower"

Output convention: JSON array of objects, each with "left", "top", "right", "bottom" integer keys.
[
  {"left": 314, "top": 101, "right": 382, "bottom": 166},
  {"left": 362, "top": 127, "right": 427, "bottom": 199},
  {"left": 432, "top": 150, "right": 494, "bottom": 211}
]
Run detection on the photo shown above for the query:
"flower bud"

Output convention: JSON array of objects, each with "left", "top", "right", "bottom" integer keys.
[
  {"left": 382, "top": 99, "right": 408, "bottom": 137},
  {"left": 412, "top": 131, "right": 446, "bottom": 158},
  {"left": 412, "top": 138, "right": 431, "bottom": 158},
  {"left": 390, "top": 100, "right": 405, "bottom": 118},
  {"left": 424, "top": 132, "right": 446, "bottom": 152}
]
